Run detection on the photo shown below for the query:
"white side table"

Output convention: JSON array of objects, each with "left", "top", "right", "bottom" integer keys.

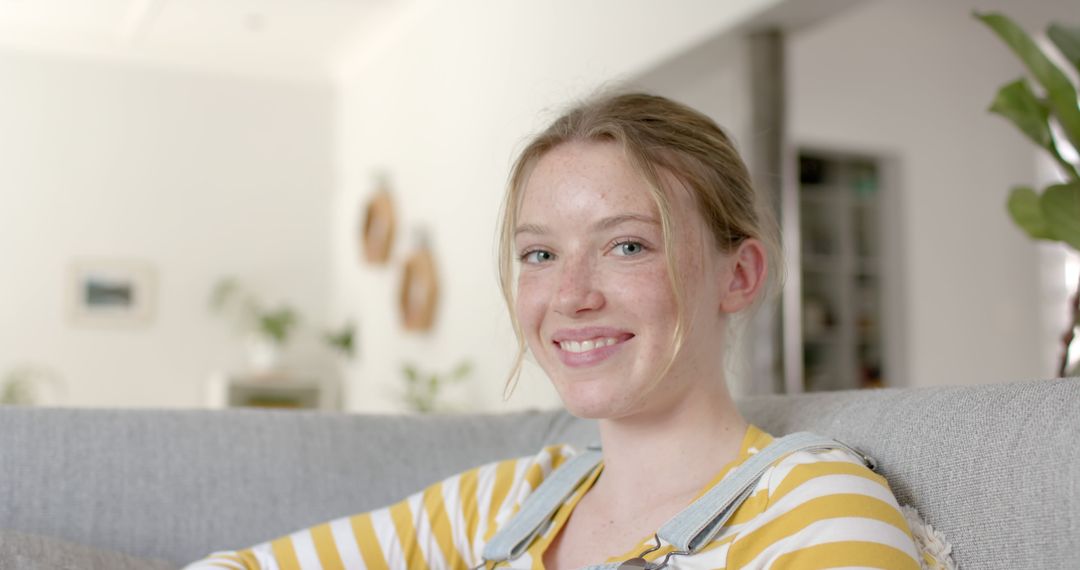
[{"left": 206, "top": 371, "right": 340, "bottom": 411}]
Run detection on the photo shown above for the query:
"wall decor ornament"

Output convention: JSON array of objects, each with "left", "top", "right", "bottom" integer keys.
[
  {"left": 67, "top": 258, "right": 156, "bottom": 327},
  {"left": 361, "top": 181, "right": 396, "bottom": 265},
  {"left": 399, "top": 235, "right": 439, "bottom": 332}
]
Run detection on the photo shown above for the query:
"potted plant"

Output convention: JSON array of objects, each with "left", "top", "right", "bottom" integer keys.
[
  {"left": 401, "top": 360, "right": 473, "bottom": 413},
  {"left": 976, "top": 12, "right": 1080, "bottom": 376},
  {"left": 209, "top": 278, "right": 299, "bottom": 372},
  {"left": 0, "top": 365, "right": 63, "bottom": 406},
  {"left": 323, "top": 320, "right": 357, "bottom": 361}
]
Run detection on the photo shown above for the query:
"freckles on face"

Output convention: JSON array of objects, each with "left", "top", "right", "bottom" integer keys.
[
  {"left": 512, "top": 140, "right": 671, "bottom": 316},
  {"left": 509, "top": 140, "right": 722, "bottom": 418}
]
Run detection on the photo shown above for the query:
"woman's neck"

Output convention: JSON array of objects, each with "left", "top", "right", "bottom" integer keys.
[{"left": 590, "top": 384, "right": 749, "bottom": 516}]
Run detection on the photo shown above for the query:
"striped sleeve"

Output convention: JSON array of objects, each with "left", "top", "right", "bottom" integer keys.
[
  {"left": 724, "top": 448, "right": 922, "bottom": 570},
  {"left": 181, "top": 445, "right": 576, "bottom": 570}
]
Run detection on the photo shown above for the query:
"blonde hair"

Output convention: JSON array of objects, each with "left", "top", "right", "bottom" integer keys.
[{"left": 498, "top": 92, "right": 783, "bottom": 398}]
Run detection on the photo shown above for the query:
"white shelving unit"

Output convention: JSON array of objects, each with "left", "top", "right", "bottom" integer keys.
[{"left": 795, "top": 151, "right": 888, "bottom": 391}]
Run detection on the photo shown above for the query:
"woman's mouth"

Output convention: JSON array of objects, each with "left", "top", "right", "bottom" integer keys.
[
  {"left": 551, "top": 332, "right": 634, "bottom": 367},
  {"left": 558, "top": 337, "right": 620, "bottom": 353}
]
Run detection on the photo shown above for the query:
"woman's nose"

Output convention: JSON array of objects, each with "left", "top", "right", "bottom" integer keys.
[{"left": 553, "top": 257, "right": 605, "bottom": 315}]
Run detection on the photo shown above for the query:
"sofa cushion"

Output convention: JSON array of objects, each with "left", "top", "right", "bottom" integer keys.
[{"left": 0, "top": 530, "right": 175, "bottom": 570}]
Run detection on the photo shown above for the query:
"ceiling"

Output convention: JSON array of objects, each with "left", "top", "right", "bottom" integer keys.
[{"left": 0, "top": 0, "right": 412, "bottom": 81}]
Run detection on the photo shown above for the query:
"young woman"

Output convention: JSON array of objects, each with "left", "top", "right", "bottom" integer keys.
[{"left": 186, "top": 93, "right": 922, "bottom": 569}]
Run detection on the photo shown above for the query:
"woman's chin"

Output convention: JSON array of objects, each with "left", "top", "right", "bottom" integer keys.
[
  {"left": 561, "top": 401, "right": 611, "bottom": 420},
  {"left": 554, "top": 383, "right": 633, "bottom": 420}
]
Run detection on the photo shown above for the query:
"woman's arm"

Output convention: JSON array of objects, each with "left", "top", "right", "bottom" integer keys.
[
  {"left": 183, "top": 477, "right": 483, "bottom": 570},
  {"left": 182, "top": 444, "right": 575, "bottom": 570}
]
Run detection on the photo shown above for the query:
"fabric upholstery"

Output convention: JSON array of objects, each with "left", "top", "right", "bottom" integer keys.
[
  {"left": 0, "top": 530, "right": 173, "bottom": 570},
  {"left": 0, "top": 406, "right": 592, "bottom": 565},
  {"left": 738, "top": 379, "right": 1080, "bottom": 569},
  {"left": 0, "top": 378, "right": 1076, "bottom": 569}
]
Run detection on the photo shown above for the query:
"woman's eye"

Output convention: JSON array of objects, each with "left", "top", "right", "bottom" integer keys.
[
  {"left": 613, "top": 241, "right": 646, "bottom": 256},
  {"left": 520, "top": 249, "right": 554, "bottom": 264}
]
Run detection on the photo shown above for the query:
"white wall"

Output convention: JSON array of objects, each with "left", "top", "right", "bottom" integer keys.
[
  {"left": 332, "top": 0, "right": 790, "bottom": 413},
  {"left": 4, "top": 0, "right": 1061, "bottom": 409},
  {"left": 0, "top": 50, "right": 335, "bottom": 408},
  {"left": 788, "top": 0, "right": 1076, "bottom": 386}
]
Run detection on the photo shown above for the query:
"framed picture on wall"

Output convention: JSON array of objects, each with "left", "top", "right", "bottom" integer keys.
[{"left": 68, "top": 258, "right": 156, "bottom": 327}]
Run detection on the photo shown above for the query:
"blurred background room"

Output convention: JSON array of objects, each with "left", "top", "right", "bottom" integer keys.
[{"left": 0, "top": 0, "right": 1077, "bottom": 414}]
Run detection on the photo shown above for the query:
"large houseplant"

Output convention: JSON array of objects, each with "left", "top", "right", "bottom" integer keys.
[{"left": 977, "top": 12, "right": 1080, "bottom": 376}]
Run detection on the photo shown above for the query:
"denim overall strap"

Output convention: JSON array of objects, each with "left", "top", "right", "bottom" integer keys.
[
  {"left": 481, "top": 446, "right": 603, "bottom": 563},
  {"left": 656, "top": 431, "right": 876, "bottom": 555}
]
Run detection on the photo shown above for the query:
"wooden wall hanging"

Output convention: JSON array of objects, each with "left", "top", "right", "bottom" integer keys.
[
  {"left": 361, "top": 188, "right": 395, "bottom": 265},
  {"left": 399, "top": 248, "right": 439, "bottom": 332}
]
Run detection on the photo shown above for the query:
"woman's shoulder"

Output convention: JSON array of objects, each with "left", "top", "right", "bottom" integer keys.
[
  {"left": 468, "top": 443, "right": 585, "bottom": 494},
  {"left": 762, "top": 444, "right": 893, "bottom": 504},
  {"left": 469, "top": 443, "right": 588, "bottom": 534},
  {"left": 740, "top": 426, "right": 891, "bottom": 501},
  {"left": 723, "top": 437, "right": 920, "bottom": 568},
  {"left": 479, "top": 443, "right": 583, "bottom": 473}
]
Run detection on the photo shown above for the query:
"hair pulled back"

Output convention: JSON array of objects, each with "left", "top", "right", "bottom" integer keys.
[{"left": 498, "top": 91, "right": 782, "bottom": 397}]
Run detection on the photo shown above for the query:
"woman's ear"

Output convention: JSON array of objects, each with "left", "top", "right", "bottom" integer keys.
[{"left": 719, "top": 238, "right": 767, "bottom": 314}]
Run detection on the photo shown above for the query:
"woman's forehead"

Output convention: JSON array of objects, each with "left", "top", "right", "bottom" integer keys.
[
  {"left": 517, "top": 141, "right": 697, "bottom": 229},
  {"left": 521, "top": 143, "right": 648, "bottom": 205}
]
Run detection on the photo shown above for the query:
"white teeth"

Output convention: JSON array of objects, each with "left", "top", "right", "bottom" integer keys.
[{"left": 559, "top": 337, "right": 620, "bottom": 353}]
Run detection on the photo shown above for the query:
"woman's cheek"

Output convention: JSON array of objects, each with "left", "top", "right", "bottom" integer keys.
[
  {"left": 515, "top": 273, "right": 548, "bottom": 338},
  {"left": 610, "top": 264, "right": 673, "bottom": 305}
]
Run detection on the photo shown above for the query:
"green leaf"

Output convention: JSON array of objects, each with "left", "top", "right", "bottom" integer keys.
[
  {"left": 208, "top": 278, "right": 239, "bottom": 312},
  {"left": 324, "top": 322, "right": 356, "bottom": 358},
  {"left": 1008, "top": 186, "right": 1056, "bottom": 240},
  {"left": 1049, "top": 23, "right": 1080, "bottom": 72},
  {"left": 451, "top": 360, "right": 473, "bottom": 380},
  {"left": 977, "top": 12, "right": 1080, "bottom": 153},
  {"left": 990, "top": 79, "right": 1054, "bottom": 149},
  {"left": 259, "top": 307, "right": 298, "bottom": 343},
  {"left": 1041, "top": 182, "right": 1080, "bottom": 250}
]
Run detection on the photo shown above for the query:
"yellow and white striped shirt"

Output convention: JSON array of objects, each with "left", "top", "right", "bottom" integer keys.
[{"left": 184, "top": 425, "right": 922, "bottom": 569}]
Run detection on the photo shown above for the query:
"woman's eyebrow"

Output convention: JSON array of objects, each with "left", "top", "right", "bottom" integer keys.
[
  {"left": 515, "top": 214, "right": 658, "bottom": 237},
  {"left": 514, "top": 223, "right": 547, "bottom": 237},
  {"left": 593, "top": 213, "right": 659, "bottom": 231}
]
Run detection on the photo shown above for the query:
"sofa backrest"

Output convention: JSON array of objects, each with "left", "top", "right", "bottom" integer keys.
[
  {"left": 0, "top": 378, "right": 1076, "bottom": 568},
  {"left": 738, "top": 378, "right": 1080, "bottom": 569},
  {"left": 0, "top": 405, "right": 595, "bottom": 565}
]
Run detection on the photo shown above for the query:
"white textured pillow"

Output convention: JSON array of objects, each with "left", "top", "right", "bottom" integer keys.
[{"left": 901, "top": 505, "right": 958, "bottom": 570}]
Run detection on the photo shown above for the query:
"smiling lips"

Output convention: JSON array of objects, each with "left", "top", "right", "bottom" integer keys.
[
  {"left": 558, "top": 337, "right": 619, "bottom": 353},
  {"left": 551, "top": 329, "right": 634, "bottom": 367}
]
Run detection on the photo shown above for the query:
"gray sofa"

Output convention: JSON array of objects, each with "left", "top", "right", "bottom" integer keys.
[{"left": 1, "top": 379, "right": 1078, "bottom": 569}]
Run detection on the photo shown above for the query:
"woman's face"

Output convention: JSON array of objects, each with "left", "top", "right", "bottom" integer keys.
[{"left": 514, "top": 140, "right": 733, "bottom": 420}]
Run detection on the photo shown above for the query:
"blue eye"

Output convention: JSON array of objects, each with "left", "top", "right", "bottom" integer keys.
[
  {"left": 520, "top": 249, "right": 554, "bottom": 264},
  {"left": 613, "top": 241, "right": 645, "bottom": 256}
]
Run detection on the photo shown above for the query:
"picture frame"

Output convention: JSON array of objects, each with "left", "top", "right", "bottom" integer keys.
[{"left": 68, "top": 258, "right": 156, "bottom": 327}]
